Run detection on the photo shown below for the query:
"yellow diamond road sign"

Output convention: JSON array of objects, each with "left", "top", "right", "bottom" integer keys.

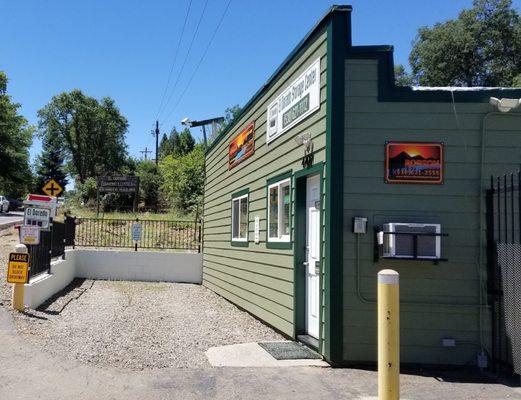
[{"left": 42, "top": 179, "right": 63, "bottom": 197}]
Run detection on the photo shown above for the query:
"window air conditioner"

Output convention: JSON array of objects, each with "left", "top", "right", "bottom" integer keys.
[{"left": 382, "top": 223, "right": 441, "bottom": 259}]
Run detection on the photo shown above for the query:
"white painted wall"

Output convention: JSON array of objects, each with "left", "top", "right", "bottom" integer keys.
[
  {"left": 24, "top": 250, "right": 76, "bottom": 309},
  {"left": 74, "top": 250, "right": 202, "bottom": 283},
  {"left": 22, "top": 249, "right": 202, "bottom": 309}
]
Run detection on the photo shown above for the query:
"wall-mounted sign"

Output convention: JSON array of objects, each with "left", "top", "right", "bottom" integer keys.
[
  {"left": 229, "top": 122, "right": 255, "bottom": 170},
  {"left": 132, "top": 223, "right": 142, "bottom": 242},
  {"left": 7, "top": 253, "right": 29, "bottom": 284},
  {"left": 254, "top": 216, "right": 260, "bottom": 244},
  {"left": 24, "top": 207, "right": 51, "bottom": 229},
  {"left": 266, "top": 58, "right": 321, "bottom": 143},
  {"left": 385, "top": 142, "right": 444, "bottom": 184},
  {"left": 20, "top": 225, "right": 41, "bottom": 245}
]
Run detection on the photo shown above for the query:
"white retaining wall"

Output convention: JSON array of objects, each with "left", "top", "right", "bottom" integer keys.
[
  {"left": 23, "top": 249, "right": 202, "bottom": 309},
  {"left": 74, "top": 250, "right": 202, "bottom": 283},
  {"left": 24, "top": 250, "right": 76, "bottom": 309}
]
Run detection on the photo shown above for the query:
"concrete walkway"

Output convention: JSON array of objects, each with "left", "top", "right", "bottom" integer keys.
[{"left": 0, "top": 308, "right": 520, "bottom": 400}]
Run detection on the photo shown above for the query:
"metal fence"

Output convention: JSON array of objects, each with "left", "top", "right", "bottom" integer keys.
[
  {"left": 73, "top": 217, "right": 201, "bottom": 252},
  {"left": 27, "top": 219, "right": 72, "bottom": 277},
  {"left": 486, "top": 172, "right": 521, "bottom": 376}
]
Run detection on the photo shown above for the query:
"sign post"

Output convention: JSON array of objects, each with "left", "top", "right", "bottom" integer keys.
[{"left": 9, "top": 245, "right": 29, "bottom": 311}]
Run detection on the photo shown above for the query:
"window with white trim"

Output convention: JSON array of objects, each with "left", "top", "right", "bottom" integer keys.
[
  {"left": 232, "top": 193, "right": 248, "bottom": 241},
  {"left": 268, "top": 178, "right": 290, "bottom": 242}
]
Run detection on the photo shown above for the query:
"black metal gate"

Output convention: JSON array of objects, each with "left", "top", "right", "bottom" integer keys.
[{"left": 486, "top": 172, "right": 521, "bottom": 376}]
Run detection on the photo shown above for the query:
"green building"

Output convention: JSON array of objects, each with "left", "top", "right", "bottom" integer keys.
[{"left": 202, "top": 5, "right": 521, "bottom": 366}]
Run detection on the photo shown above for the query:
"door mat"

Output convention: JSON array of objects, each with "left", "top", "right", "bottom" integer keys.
[{"left": 258, "top": 341, "right": 321, "bottom": 360}]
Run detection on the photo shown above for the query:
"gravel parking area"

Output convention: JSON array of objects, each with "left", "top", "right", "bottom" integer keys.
[{"left": 12, "top": 279, "right": 284, "bottom": 370}]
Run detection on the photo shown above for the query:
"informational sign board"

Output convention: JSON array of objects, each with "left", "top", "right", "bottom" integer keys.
[
  {"left": 24, "top": 207, "right": 51, "bottom": 229},
  {"left": 24, "top": 194, "right": 58, "bottom": 217},
  {"left": 7, "top": 253, "right": 29, "bottom": 284},
  {"left": 42, "top": 178, "right": 63, "bottom": 197},
  {"left": 132, "top": 223, "right": 142, "bottom": 242},
  {"left": 229, "top": 122, "right": 255, "bottom": 170},
  {"left": 98, "top": 175, "right": 139, "bottom": 194},
  {"left": 20, "top": 225, "right": 40, "bottom": 245},
  {"left": 385, "top": 142, "right": 444, "bottom": 184},
  {"left": 266, "top": 58, "right": 321, "bottom": 143}
]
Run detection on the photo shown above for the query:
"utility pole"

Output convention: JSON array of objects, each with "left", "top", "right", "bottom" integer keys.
[
  {"left": 140, "top": 147, "right": 152, "bottom": 160},
  {"left": 153, "top": 120, "right": 160, "bottom": 165}
]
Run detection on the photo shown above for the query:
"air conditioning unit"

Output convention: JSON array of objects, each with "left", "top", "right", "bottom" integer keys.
[{"left": 381, "top": 223, "right": 441, "bottom": 259}]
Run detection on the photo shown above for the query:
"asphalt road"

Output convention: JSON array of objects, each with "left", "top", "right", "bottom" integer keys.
[{"left": 0, "top": 211, "right": 23, "bottom": 229}]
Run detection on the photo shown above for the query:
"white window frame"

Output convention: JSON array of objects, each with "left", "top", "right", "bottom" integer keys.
[
  {"left": 231, "top": 193, "right": 248, "bottom": 242},
  {"left": 267, "top": 178, "right": 291, "bottom": 242}
]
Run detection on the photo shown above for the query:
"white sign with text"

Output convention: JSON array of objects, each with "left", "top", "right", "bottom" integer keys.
[
  {"left": 24, "top": 207, "right": 51, "bottom": 229},
  {"left": 266, "top": 58, "right": 321, "bottom": 143}
]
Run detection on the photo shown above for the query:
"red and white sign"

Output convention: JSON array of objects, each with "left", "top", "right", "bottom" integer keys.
[{"left": 24, "top": 194, "right": 57, "bottom": 217}]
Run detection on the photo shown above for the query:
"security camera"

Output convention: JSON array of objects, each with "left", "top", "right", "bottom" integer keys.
[{"left": 181, "top": 117, "right": 191, "bottom": 126}]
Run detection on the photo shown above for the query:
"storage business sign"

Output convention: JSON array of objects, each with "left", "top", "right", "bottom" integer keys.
[
  {"left": 385, "top": 142, "right": 444, "bottom": 184},
  {"left": 266, "top": 58, "right": 321, "bottom": 143}
]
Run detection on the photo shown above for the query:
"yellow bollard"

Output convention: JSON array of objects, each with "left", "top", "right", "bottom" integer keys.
[
  {"left": 12, "top": 243, "right": 28, "bottom": 312},
  {"left": 378, "top": 269, "right": 400, "bottom": 400}
]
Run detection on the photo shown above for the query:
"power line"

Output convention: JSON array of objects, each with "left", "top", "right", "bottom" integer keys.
[
  {"left": 155, "top": 0, "right": 193, "bottom": 120},
  {"left": 162, "top": 0, "right": 232, "bottom": 126},
  {"left": 157, "top": 0, "right": 209, "bottom": 120}
]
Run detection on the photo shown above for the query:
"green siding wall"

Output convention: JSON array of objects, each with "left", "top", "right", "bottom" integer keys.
[
  {"left": 203, "top": 29, "right": 328, "bottom": 338},
  {"left": 343, "top": 58, "right": 521, "bottom": 365}
]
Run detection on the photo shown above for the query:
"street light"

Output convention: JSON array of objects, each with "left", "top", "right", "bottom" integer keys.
[{"left": 181, "top": 116, "right": 224, "bottom": 149}]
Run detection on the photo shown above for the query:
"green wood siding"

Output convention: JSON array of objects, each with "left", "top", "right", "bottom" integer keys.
[
  {"left": 203, "top": 29, "right": 328, "bottom": 338},
  {"left": 343, "top": 58, "right": 521, "bottom": 365}
]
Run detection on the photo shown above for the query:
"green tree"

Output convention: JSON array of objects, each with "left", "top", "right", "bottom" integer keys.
[
  {"left": 0, "top": 71, "right": 33, "bottom": 196},
  {"left": 136, "top": 159, "right": 162, "bottom": 210},
  {"left": 159, "top": 144, "right": 204, "bottom": 214},
  {"left": 211, "top": 105, "right": 242, "bottom": 143},
  {"left": 178, "top": 128, "right": 195, "bottom": 156},
  {"left": 410, "top": 0, "right": 521, "bottom": 87},
  {"left": 37, "top": 90, "right": 128, "bottom": 183},
  {"left": 394, "top": 65, "right": 415, "bottom": 86},
  {"left": 35, "top": 131, "right": 68, "bottom": 192}
]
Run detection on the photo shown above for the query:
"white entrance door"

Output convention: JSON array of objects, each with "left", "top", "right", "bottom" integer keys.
[{"left": 305, "top": 174, "right": 320, "bottom": 339}]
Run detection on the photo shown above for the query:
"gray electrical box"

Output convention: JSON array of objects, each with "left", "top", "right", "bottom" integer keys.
[{"left": 353, "top": 217, "right": 367, "bottom": 234}]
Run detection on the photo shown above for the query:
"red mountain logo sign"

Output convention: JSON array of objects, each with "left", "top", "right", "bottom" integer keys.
[{"left": 385, "top": 142, "right": 444, "bottom": 184}]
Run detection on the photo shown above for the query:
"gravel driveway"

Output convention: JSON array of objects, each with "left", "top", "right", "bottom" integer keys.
[{"left": 12, "top": 279, "right": 284, "bottom": 370}]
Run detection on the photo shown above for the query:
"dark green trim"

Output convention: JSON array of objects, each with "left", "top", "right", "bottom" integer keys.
[
  {"left": 266, "top": 170, "right": 292, "bottom": 186},
  {"left": 266, "top": 170, "right": 293, "bottom": 250},
  {"left": 347, "top": 45, "right": 521, "bottom": 103},
  {"left": 293, "top": 162, "right": 324, "bottom": 342},
  {"left": 205, "top": 5, "right": 352, "bottom": 156},
  {"left": 231, "top": 188, "right": 249, "bottom": 247},
  {"left": 323, "top": 11, "right": 346, "bottom": 365},
  {"left": 231, "top": 188, "right": 249, "bottom": 199}
]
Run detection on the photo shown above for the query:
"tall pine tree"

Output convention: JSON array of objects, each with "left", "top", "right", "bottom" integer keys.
[{"left": 35, "top": 133, "right": 68, "bottom": 193}]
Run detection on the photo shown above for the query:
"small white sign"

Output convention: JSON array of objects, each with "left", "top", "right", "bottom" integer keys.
[
  {"left": 24, "top": 207, "right": 51, "bottom": 229},
  {"left": 254, "top": 216, "right": 260, "bottom": 244},
  {"left": 132, "top": 223, "right": 142, "bottom": 242},
  {"left": 20, "top": 225, "right": 40, "bottom": 245},
  {"left": 266, "top": 58, "right": 321, "bottom": 143}
]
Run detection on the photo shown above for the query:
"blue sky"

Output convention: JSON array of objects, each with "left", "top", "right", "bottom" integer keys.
[{"left": 2, "top": 0, "right": 519, "bottom": 165}]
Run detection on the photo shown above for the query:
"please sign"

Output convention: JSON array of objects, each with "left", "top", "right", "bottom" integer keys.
[{"left": 7, "top": 253, "right": 29, "bottom": 284}]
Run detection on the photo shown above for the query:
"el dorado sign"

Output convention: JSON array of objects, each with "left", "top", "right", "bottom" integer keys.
[
  {"left": 266, "top": 58, "right": 321, "bottom": 143},
  {"left": 229, "top": 122, "right": 255, "bottom": 169},
  {"left": 385, "top": 142, "right": 444, "bottom": 184}
]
